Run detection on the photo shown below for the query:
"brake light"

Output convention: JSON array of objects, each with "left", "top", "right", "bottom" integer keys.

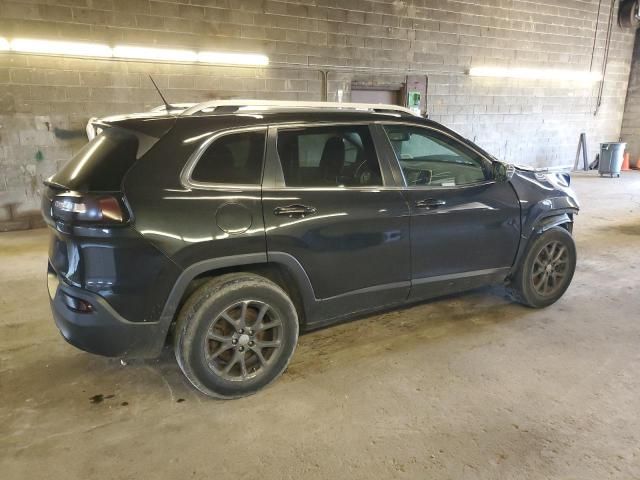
[{"left": 51, "top": 193, "right": 127, "bottom": 224}]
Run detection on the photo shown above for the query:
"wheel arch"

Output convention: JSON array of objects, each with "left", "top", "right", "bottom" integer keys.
[
  {"left": 507, "top": 221, "right": 577, "bottom": 308},
  {"left": 532, "top": 212, "right": 575, "bottom": 235},
  {"left": 156, "top": 253, "right": 316, "bottom": 350},
  {"left": 510, "top": 210, "right": 576, "bottom": 276}
]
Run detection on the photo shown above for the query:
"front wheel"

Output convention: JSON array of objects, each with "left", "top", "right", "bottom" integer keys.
[
  {"left": 174, "top": 273, "right": 299, "bottom": 399},
  {"left": 508, "top": 226, "right": 577, "bottom": 308}
]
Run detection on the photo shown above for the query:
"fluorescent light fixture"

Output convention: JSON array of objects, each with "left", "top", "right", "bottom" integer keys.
[
  {"left": 10, "top": 38, "right": 113, "bottom": 57},
  {"left": 113, "top": 45, "right": 197, "bottom": 62},
  {"left": 197, "top": 51, "right": 269, "bottom": 66},
  {"left": 4, "top": 37, "right": 269, "bottom": 66},
  {"left": 469, "top": 67, "right": 602, "bottom": 82}
]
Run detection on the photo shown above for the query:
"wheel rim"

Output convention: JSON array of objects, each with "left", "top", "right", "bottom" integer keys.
[
  {"left": 531, "top": 240, "right": 570, "bottom": 297},
  {"left": 203, "top": 300, "right": 283, "bottom": 382}
]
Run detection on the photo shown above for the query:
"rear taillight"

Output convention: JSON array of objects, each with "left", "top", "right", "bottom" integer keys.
[{"left": 51, "top": 193, "right": 128, "bottom": 225}]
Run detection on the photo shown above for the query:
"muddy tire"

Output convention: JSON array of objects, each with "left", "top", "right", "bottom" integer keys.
[
  {"left": 174, "top": 273, "right": 299, "bottom": 399},
  {"left": 508, "top": 226, "right": 576, "bottom": 308}
]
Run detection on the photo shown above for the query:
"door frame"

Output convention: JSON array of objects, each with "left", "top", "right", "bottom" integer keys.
[
  {"left": 350, "top": 87, "right": 402, "bottom": 106},
  {"left": 371, "top": 120, "right": 520, "bottom": 300},
  {"left": 262, "top": 121, "right": 412, "bottom": 326}
]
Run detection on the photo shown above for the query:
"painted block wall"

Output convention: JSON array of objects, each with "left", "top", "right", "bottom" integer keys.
[{"left": 0, "top": 0, "right": 637, "bottom": 227}]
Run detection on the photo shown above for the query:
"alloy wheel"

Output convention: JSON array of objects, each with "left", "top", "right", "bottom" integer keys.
[
  {"left": 531, "top": 240, "right": 569, "bottom": 297},
  {"left": 203, "top": 300, "right": 283, "bottom": 381}
]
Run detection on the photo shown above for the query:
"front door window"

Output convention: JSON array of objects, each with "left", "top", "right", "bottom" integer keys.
[{"left": 382, "top": 125, "right": 490, "bottom": 187}]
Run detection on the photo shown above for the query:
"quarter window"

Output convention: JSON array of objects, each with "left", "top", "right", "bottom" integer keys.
[
  {"left": 277, "top": 125, "right": 382, "bottom": 187},
  {"left": 383, "top": 125, "right": 490, "bottom": 187},
  {"left": 191, "top": 131, "right": 265, "bottom": 185}
]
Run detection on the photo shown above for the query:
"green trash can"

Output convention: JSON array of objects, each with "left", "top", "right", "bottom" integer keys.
[{"left": 598, "top": 142, "right": 626, "bottom": 177}]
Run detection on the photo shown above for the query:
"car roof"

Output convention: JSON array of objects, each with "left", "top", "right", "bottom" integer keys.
[
  {"left": 98, "top": 100, "right": 422, "bottom": 125},
  {"left": 99, "top": 107, "right": 499, "bottom": 165},
  {"left": 102, "top": 108, "right": 471, "bottom": 149},
  {"left": 179, "top": 99, "right": 420, "bottom": 117},
  {"left": 101, "top": 108, "right": 438, "bottom": 135}
]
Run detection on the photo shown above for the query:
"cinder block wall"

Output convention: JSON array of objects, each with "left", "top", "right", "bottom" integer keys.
[
  {"left": 0, "top": 0, "right": 637, "bottom": 227},
  {"left": 622, "top": 32, "right": 640, "bottom": 165}
]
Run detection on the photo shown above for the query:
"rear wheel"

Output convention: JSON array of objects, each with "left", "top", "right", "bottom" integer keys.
[
  {"left": 174, "top": 273, "right": 299, "bottom": 398},
  {"left": 508, "top": 226, "right": 576, "bottom": 308}
]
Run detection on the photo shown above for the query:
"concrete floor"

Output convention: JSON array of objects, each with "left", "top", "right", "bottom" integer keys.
[{"left": 1, "top": 172, "right": 640, "bottom": 479}]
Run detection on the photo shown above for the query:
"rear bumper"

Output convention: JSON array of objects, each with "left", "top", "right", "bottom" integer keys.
[{"left": 48, "top": 269, "right": 167, "bottom": 358}]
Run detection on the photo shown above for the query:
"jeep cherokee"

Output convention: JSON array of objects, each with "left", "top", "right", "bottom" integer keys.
[{"left": 42, "top": 100, "right": 579, "bottom": 398}]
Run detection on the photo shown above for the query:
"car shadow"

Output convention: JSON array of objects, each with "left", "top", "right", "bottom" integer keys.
[
  {"left": 144, "top": 285, "right": 533, "bottom": 391},
  {"left": 2, "top": 284, "right": 533, "bottom": 429}
]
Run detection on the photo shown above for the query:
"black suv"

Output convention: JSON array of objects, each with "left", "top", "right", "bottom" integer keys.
[{"left": 42, "top": 101, "right": 579, "bottom": 398}]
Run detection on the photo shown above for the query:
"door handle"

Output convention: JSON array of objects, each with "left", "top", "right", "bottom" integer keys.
[
  {"left": 415, "top": 198, "right": 446, "bottom": 209},
  {"left": 273, "top": 204, "right": 317, "bottom": 217}
]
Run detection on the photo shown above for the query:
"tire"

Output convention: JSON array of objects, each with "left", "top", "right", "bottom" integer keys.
[
  {"left": 618, "top": 0, "right": 640, "bottom": 29},
  {"left": 174, "top": 273, "right": 299, "bottom": 399},
  {"left": 508, "top": 226, "right": 576, "bottom": 308}
]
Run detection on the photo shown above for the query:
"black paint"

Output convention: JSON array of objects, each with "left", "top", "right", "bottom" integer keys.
[{"left": 42, "top": 108, "right": 580, "bottom": 361}]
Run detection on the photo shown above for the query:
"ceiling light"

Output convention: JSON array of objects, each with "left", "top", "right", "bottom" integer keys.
[
  {"left": 197, "top": 51, "right": 269, "bottom": 66},
  {"left": 113, "top": 45, "right": 197, "bottom": 62},
  {"left": 469, "top": 67, "right": 602, "bottom": 82},
  {"left": 4, "top": 37, "right": 269, "bottom": 67},
  {"left": 10, "top": 38, "right": 113, "bottom": 57}
]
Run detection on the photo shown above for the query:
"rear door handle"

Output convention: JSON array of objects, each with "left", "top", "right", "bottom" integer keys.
[
  {"left": 273, "top": 204, "right": 317, "bottom": 217},
  {"left": 415, "top": 198, "right": 446, "bottom": 209}
]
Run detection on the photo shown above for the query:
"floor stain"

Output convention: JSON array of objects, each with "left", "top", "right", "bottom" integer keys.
[
  {"left": 614, "top": 224, "right": 640, "bottom": 236},
  {"left": 89, "top": 394, "right": 115, "bottom": 404}
]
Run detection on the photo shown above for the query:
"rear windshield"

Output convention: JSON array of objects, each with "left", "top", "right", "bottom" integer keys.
[{"left": 50, "top": 127, "right": 139, "bottom": 192}]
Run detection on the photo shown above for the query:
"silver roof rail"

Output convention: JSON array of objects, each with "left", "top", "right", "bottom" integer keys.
[
  {"left": 149, "top": 103, "right": 197, "bottom": 113},
  {"left": 180, "top": 99, "right": 421, "bottom": 117}
]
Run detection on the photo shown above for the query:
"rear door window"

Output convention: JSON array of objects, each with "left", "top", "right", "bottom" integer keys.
[
  {"left": 276, "top": 125, "right": 382, "bottom": 187},
  {"left": 190, "top": 130, "right": 266, "bottom": 185}
]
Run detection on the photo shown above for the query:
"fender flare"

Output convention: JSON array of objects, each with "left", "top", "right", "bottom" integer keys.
[
  {"left": 532, "top": 212, "right": 574, "bottom": 235},
  {"left": 510, "top": 210, "right": 576, "bottom": 276},
  {"left": 152, "top": 252, "right": 317, "bottom": 355}
]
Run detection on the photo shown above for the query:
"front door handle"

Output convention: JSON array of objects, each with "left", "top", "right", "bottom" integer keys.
[
  {"left": 415, "top": 198, "right": 446, "bottom": 209},
  {"left": 273, "top": 204, "right": 317, "bottom": 218}
]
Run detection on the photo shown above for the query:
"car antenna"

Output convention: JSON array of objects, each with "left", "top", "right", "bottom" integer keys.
[{"left": 148, "top": 75, "right": 174, "bottom": 112}]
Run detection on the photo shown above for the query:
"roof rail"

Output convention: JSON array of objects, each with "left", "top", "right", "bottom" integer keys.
[
  {"left": 149, "top": 103, "right": 196, "bottom": 113},
  {"left": 180, "top": 99, "right": 421, "bottom": 117}
]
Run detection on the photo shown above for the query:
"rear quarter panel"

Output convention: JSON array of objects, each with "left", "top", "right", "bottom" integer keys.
[
  {"left": 42, "top": 186, "right": 182, "bottom": 324},
  {"left": 122, "top": 116, "right": 269, "bottom": 269}
]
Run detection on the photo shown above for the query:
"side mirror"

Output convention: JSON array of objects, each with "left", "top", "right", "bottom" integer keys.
[{"left": 492, "top": 162, "right": 508, "bottom": 182}]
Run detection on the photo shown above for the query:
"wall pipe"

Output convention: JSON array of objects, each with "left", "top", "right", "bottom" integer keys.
[{"left": 594, "top": 0, "right": 617, "bottom": 116}]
